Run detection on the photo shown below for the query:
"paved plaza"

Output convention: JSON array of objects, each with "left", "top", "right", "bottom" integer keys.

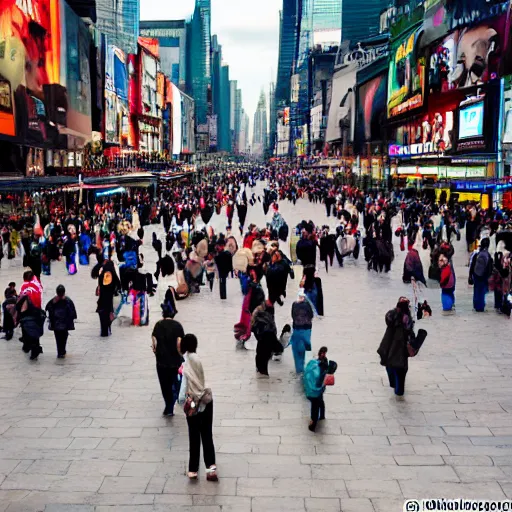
[{"left": 0, "top": 191, "right": 511, "bottom": 512}]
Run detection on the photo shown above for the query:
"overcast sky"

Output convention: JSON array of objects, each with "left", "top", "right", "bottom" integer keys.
[{"left": 140, "top": 0, "right": 280, "bottom": 128}]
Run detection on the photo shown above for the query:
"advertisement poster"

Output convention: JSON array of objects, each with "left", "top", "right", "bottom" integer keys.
[
  {"left": 355, "top": 73, "right": 387, "bottom": 151},
  {"left": 503, "top": 76, "right": 512, "bottom": 144},
  {"left": 104, "top": 45, "right": 128, "bottom": 145},
  {"left": 389, "top": 109, "right": 454, "bottom": 157},
  {"left": 387, "top": 28, "right": 426, "bottom": 117},
  {"left": 0, "top": 0, "right": 92, "bottom": 148},
  {"left": 428, "top": 16, "right": 506, "bottom": 94}
]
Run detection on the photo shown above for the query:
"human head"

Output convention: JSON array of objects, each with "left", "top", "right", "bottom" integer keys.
[
  {"left": 8, "top": 282, "right": 15, "bottom": 289},
  {"left": 180, "top": 333, "right": 198, "bottom": 354},
  {"left": 397, "top": 297, "right": 411, "bottom": 315},
  {"left": 318, "top": 346, "right": 328, "bottom": 360},
  {"left": 56, "top": 285, "right": 65, "bottom": 298},
  {"left": 480, "top": 237, "right": 490, "bottom": 250},
  {"left": 23, "top": 270, "right": 34, "bottom": 282},
  {"left": 438, "top": 254, "right": 449, "bottom": 268}
]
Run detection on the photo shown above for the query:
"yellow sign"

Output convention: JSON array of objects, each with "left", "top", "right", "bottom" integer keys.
[{"left": 395, "top": 33, "right": 415, "bottom": 63}]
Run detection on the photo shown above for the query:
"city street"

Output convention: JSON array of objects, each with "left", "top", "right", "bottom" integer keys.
[{"left": 0, "top": 191, "right": 511, "bottom": 512}]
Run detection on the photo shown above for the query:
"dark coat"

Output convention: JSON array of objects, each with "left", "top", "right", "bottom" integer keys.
[
  {"left": 296, "top": 238, "right": 317, "bottom": 267},
  {"left": 377, "top": 309, "right": 413, "bottom": 370},
  {"left": 215, "top": 250, "right": 233, "bottom": 278},
  {"left": 45, "top": 297, "right": 77, "bottom": 331}
]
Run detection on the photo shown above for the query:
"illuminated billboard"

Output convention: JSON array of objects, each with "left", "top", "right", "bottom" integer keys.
[
  {"left": 428, "top": 16, "right": 506, "bottom": 94},
  {"left": 387, "top": 28, "right": 426, "bottom": 118},
  {"left": 0, "top": 0, "right": 92, "bottom": 148}
]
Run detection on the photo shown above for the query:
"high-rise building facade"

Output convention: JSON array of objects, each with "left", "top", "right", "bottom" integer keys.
[
  {"left": 234, "top": 88, "right": 242, "bottom": 153},
  {"left": 276, "top": 0, "right": 300, "bottom": 107},
  {"left": 252, "top": 90, "right": 268, "bottom": 157},
  {"left": 342, "top": 0, "right": 389, "bottom": 47},
  {"left": 139, "top": 20, "right": 187, "bottom": 90},
  {"left": 186, "top": 0, "right": 212, "bottom": 126},
  {"left": 96, "top": 0, "right": 140, "bottom": 54}
]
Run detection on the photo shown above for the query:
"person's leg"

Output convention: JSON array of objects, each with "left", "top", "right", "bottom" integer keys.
[
  {"left": 473, "top": 278, "right": 486, "bottom": 312},
  {"left": 156, "top": 365, "right": 176, "bottom": 415},
  {"left": 318, "top": 396, "right": 325, "bottom": 420},
  {"left": 186, "top": 414, "right": 201, "bottom": 474},
  {"left": 394, "top": 368, "right": 407, "bottom": 396},
  {"left": 309, "top": 398, "right": 320, "bottom": 431},
  {"left": 30, "top": 336, "right": 42, "bottom": 360},
  {"left": 291, "top": 332, "right": 305, "bottom": 374},
  {"left": 386, "top": 367, "right": 396, "bottom": 388},
  {"left": 219, "top": 277, "right": 227, "bottom": 300},
  {"left": 55, "top": 331, "right": 67, "bottom": 357},
  {"left": 199, "top": 401, "right": 216, "bottom": 469},
  {"left": 99, "top": 312, "right": 109, "bottom": 337},
  {"left": 495, "top": 288, "right": 503, "bottom": 310}
]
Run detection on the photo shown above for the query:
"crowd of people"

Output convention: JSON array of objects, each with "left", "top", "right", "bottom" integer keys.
[{"left": 0, "top": 163, "right": 511, "bottom": 480}]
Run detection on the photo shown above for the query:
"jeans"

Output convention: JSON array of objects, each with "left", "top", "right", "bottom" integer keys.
[
  {"left": 441, "top": 287, "right": 455, "bottom": 311},
  {"left": 186, "top": 401, "right": 216, "bottom": 473},
  {"left": 54, "top": 330, "right": 68, "bottom": 356},
  {"left": 473, "top": 276, "right": 488, "bottom": 312},
  {"left": 291, "top": 329, "right": 312, "bottom": 373},
  {"left": 156, "top": 365, "right": 180, "bottom": 414},
  {"left": 386, "top": 367, "right": 407, "bottom": 396},
  {"left": 309, "top": 396, "right": 325, "bottom": 427}
]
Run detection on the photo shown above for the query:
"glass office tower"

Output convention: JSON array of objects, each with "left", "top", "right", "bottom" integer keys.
[
  {"left": 96, "top": 0, "right": 140, "bottom": 54},
  {"left": 342, "top": 0, "right": 389, "bottom": 47},
  {"left": 186, "top": 0, "right": 211, "bottom": 126}
]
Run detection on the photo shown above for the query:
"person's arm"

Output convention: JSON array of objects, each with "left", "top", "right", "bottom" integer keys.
[{"left": 151, "top": 335, "right": 157, "bottom": 354}]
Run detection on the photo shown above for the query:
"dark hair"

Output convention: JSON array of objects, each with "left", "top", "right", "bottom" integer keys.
[
  {"left": 8, "top": 282, "right": 15, "bottom": 288},
  {"left": 480, "top": 238, "right": 490, "bottom": 250},
  {"left": 23, "top": 270, "right": 34, "bottom": 282},
  {"left": 181, "top": 333, "right": 198, "bottom": 354},
  {"left": 56, "top": 285, "right": 65, "bottom": 298},
  {"left": 318, "top": 346, "right": 328, "bottom": 357}
]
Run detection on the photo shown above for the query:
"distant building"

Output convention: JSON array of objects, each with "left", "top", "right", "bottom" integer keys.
[
  {"left": 252, "top": 90, "right": 268, "bottom": 157},
  {"left": 341, "top": 0, "right": 389, "bottom": 48},
  {"left": 139, "top": 20, "right": 187, "bottom": 90},
  {"left": 186, "top": 0, "right": 212, "bottom": 127},
  {"left": 211, "top": 35, "right": 231, "bottom": 152},
  {"left": 96, "top": 0, "right": 140, "bottom": 54}
]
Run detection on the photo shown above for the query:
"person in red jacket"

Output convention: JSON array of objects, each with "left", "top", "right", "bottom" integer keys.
[{"left": 439, "top": 254, "right": 456, "bottom": 314}]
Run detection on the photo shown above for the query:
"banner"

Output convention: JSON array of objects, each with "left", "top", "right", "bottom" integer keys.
[{"left": 387, "top": 28, "right": 426, "bottom": 118}]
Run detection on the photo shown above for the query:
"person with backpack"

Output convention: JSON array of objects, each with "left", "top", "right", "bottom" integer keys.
[
  {"left": 469, "top": 237, "right": 494, "bottom": 312},
  {"left": 303, "top": 346, "right": 332, "bottom": 432},
  {"left": 45, "top": 285, "right": 77, "bottom": 358}
]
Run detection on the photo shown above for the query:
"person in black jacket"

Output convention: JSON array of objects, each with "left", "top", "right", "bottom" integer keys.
[
  {"left": 377, "top": 298, "right": 414, "bottom": 398},
  {"left": 214, "top": 242, "right": 233, "bottom": 300},
  {"left": 16, "top": 294, "right": 44, "bottom": 361},
  {"left": 45, "top": 285, "right": 77, "bottom": 358},
  {"left": 296, "top": 230, "right": 317, "bottom": 268}
]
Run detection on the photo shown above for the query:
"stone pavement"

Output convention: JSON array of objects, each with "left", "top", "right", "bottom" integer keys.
[{"left": 0, "top": 188, "right": 511, "bottom": 512}]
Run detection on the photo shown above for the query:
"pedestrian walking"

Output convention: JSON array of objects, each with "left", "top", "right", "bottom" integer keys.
[
  {"left": 439, "top": 254, "right": 456, "bottom": 314},
  {"left": 303, "top": 346, "right": 330, "bottom": 432},
  {"left": 290, "top": 290, "right": 314, "bottom": 374},
  {"left": 178, "top": 334, "right": 218, "bottom": 481},
  {"left": 152, "top": 306, "right": 185, "bottom": 416},
  {"left": 96, "top": 260, "right": 121, "bottom": 337},
  {"left": 469, "top": 237, "right": 494, "bottom": 312},
  {"left": 45, "top": 285, "right": 77, "bottom": 358},
  {"left": 377, "top": 297, "right": 415, "bottom": 399}
]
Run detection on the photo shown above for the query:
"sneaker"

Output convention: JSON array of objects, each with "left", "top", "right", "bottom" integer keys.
[{"left": 162, "top": 407, "right": 174, "bottom": 417}]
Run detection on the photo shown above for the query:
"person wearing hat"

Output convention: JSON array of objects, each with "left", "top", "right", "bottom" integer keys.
[{"left": 290, "top": 289, "right": 315, "bottom": 374}]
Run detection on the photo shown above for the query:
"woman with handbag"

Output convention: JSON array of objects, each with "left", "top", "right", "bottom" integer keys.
[
  {"left": 377, "top": 297, "right": 415, "bottom": 399},
  {"left": 178, "top": 334, "right": 218, "bottom": 482},
  {"left": 304, "top": 346, "right": 335, "bottom": 432}
]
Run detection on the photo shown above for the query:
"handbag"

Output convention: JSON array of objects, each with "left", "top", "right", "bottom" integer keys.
[{"left": 324, "top": 374, "right": 335, "bottom": 386}]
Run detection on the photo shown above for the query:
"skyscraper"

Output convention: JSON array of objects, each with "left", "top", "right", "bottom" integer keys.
[
  {"left": 186, "top": 0, "right": 211, "bottom": 126},
  {"left": 96, "top": 0, "right": 140, "bottom": 54},
  {"left": 341, "top": 0, "right": 389, "bottom": 47},
  {"left": 252, "top": 90, "right": 268, "bottom": 157},
  {"left": 275, "top": 0, "right": 300, "bottom": 107},
  {"left": 139, "top": 20, "right": 187, "bottom": 90},
  {"left": 268, "top": 81, "right": 277, "bottom": 157}
]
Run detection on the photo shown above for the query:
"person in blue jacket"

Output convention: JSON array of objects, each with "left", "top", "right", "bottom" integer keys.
[{"left": 304, "top": 346, "right": 329, "bottom": 432}]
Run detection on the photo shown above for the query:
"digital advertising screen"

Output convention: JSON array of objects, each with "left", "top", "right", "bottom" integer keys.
[{"left": 459, "top": 102, "right": 484, "bottom": 140}]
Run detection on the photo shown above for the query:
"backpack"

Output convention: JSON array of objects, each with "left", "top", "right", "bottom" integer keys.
[
  {"left": 304, "top": 360, "right": 323, "bottom": 399},
  {"left": 474, "top": 250, "right": 493, "bottom": 278}
]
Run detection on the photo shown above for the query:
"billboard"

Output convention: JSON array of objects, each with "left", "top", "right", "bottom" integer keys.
[
  {"left": 355, "top": 73, "right": 387, "bottom": 150},
  {"left": 459, "top": 101, "right": 484, "bottom": 140},
  {"left": 0, "top": 0, "right": 92, "bottom": 148},
  {"left": 387, "top": 28, "right": 426, "bottom": 118},
  {"left": 428, "top": 16, "right": 506, "bottom": 94},
  {"left": 170, "top": 83, "right": 182, "bottom": 156},
  {"left": 389, "top": 109, "right": 454, "bottom": 157},
  {"left": 105, "top": 45, "right": 128, "bottom": 145}
]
